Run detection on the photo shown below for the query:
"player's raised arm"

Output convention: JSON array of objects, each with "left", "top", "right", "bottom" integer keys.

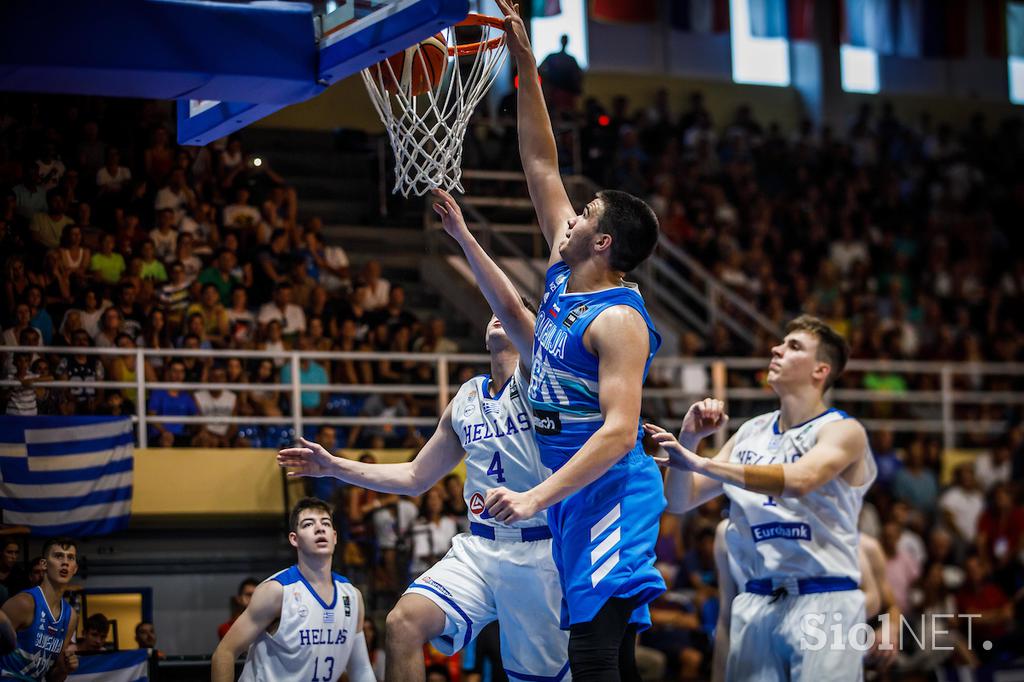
[
  {"left": 485, "top": 305, "right": 648, "bottom": 521},
  {"left": 211, "top": 581, "right": 282, "bottom": 682},
  {"left": 497, "top": 0, "right": 576, "bottom": 264},
  {"left": 432, "top": 189, "right": 536, "bottom": 368},
  {"left": 277, "top": 401, "right": 465, "bottom": 496},
  {"left": 649, "top": 417, "right": 869, "bottom": 498}
]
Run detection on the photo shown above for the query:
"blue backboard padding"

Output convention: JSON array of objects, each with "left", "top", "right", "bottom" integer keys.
[
  {"left": 177, "top": 100, "right": 288, "bottom": 146},
  {"left": 0, "top": 0, "right": 320, "bottom": 104},
  {"left": 318, "top": 0, "right": 470, "bottom": 85}
]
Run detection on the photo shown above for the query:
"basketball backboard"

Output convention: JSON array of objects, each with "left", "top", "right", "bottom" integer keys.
[
  {"left": 0, "top": 0, "right": 470, "bottom": 145},
  {"left": 180, "top": 0, "right": 472, "bottom": 145}
]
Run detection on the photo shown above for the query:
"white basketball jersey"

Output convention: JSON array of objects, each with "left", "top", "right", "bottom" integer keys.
[
  {"left": 239, "top": 566, "right": 360, "bottom": 682},
  {"left": 723, "top": 408, "right": 876, "bottom": 583},
  {"left": 450, "top": 367, "right": 550, "bottom": 528}
]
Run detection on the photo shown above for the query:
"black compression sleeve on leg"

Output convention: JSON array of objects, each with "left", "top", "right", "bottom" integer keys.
[
  {"left": 618, "top": 624, "right": 642, "bottom": 682},
  {"left": 568, "top": 598, "right": 637, "bottom": 682}
]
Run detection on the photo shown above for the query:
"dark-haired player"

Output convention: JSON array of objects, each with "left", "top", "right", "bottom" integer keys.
[
  {"left": 0, "top": 537, "right": 80, "bottom": 681},
  {"left": 648, "top": 316, "right": 876, "bottom": 681},
  {"left": 211, "top": 498, "right": 373, "bottom": 682},
  {"left": 479, "top": 3, "right": 666, "bottom": 680}
]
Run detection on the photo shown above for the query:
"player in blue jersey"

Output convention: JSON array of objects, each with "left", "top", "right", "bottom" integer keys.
[
  {"left": 478, "top": 4, "right": 665, "bottom": 680},
  {"left": 211, "top": 497, "right": 374, "bottom": 682},
  {"left": 0, "top": 537, "right": 79, "bottom": 681},
  {"left": 278, "top": 246, "right": 571, "bottom": 682}
]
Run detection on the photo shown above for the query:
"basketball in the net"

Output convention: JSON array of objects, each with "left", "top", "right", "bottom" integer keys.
[{"left": 371, "top": 33, "right": 448, "bottom": 96}]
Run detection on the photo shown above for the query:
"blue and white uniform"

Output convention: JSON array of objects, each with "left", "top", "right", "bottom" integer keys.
[
  {"left": 0, "top": 588, "right": 71, "bottom": 681},
  {"left": 405, "top": 367, "right": 570, "bottom": 681},
  {"left": 239, "top": 566, "right": 360, "bottom": 682},
  {"left": 529, "top": 261, "right": 665, "bottom": 629},
  {"left": 723, "top": 408, "right": 876, "bottom": 682}
]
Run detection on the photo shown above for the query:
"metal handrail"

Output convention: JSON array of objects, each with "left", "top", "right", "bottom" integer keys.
[{"left": 3, "top": 345, "right": 1022, "bottom": 451}]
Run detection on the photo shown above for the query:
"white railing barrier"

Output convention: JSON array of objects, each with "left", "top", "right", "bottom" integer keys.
[{"left": 2, "top": 346, "right": 1021, "bottom": 450}]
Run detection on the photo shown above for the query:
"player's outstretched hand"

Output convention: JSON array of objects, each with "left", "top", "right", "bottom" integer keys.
[
  {"left": 431, "top": 189, "right": 473, "bottom": 244},
  {"left": 642, "top": 423, "right": 706, "bottom": 473},
  {"left": 680, "top": 398, "right": 728, "bottom": 439},
  {"left": 495, "top": 0, "right": 533, "bottom": 63},
  {"left": 484, "top": 486, "right": 539, "bottom": 524},
  {"left": 277, "top": 437, "right": 338, "bottom": 478}
]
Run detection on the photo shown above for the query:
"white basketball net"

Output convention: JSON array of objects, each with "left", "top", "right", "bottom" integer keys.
[{"left": 362, "top": 17, "right": 508, "bottom": 197}]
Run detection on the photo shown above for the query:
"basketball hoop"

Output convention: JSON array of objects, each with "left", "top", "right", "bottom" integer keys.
[{"left": 362, "top": 14, "right": 508, "bottom": 197}]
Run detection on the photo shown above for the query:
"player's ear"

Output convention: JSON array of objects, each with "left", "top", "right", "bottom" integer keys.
[
  {"left": 813, "top": 361, "right": 831, "bottom": 385},
  {"left": 288, "top": 531, "right": 298, "bottom": 549},
  {"left": 593, "top": 232, "right": 612, "bottom": 254}
]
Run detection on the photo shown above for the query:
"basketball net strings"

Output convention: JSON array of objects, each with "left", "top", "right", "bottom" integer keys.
[{"left": 363, "top": 25, "right": 508, "bottom": 196}]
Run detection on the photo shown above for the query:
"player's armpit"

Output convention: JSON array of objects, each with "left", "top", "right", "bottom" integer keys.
[
  {"left": 212, "top": 581, "right": 283, "bottom": 681},
  {"left": 781, "top": 419, "right": 868, "bottom": 497}
]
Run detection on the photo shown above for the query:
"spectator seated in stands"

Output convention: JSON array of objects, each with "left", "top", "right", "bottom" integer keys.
[
  {"left": 217, "top": 578, "right": 258, "bottom": 640},
  {"left": 360, "top": 259, "right": 390, "bottom": 312},
  {"left": 302, "top": 226, "right": 350, "bottom": 297},
  {"left": 280, "top": 337, "right": 327, "bottom": 417},
  {"left": 258, "top": 282, "right": 306, "bottom": 342},
  {"left": 134, "top": 621, "right": 164, "bottom": 659},
  {"left": 198, "top": 248, "right": 242, "bottom": 306},
  {"left": 29, "top": 190, "right": 73, "bottom": 252},
  {"left": 78, "top": 613, "right": 111, "bottom": 653},
  {"left": 0, "top": 540, "right": 27, "bottom": 599},
  {"left": 149, "top": 207, "right": 179, "bottom": 263},
  {"left": 409, "top": 487, "right": 457, "bottom": 574},
  {"left": 157, "top": 261, "right": 193, "bottom": 329},
  {"left": 192, "top": 366, "right": 238, "bottom": 448},
  {"left": 89, "top": 232, "right": 126, "bottom": 286},
  {"left": 185, "top": 285, "right": 229, "bottom": 348},
  {"left": 147, "top": 360, "right": 198, "bottom": 447},
  {"left": 222, "top": 186, "right": 261, "bottom": 237},
  {"left": 56, "top": 329, "right": 104, "bottom": 414}
]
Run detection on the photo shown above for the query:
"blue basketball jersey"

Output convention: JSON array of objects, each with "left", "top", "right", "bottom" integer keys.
[
  {"left": 529, "top": 261, "right": 662, "bottom": 470},
  {"left": 530, "top": 260, "right": 667, "bottom": 629},
  {"left": 0, "top": 588, "right": 71, "bottom": 681}
]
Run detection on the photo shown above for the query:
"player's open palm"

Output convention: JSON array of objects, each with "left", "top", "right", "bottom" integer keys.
[
  {"left": 277, "top": 437, "right": 337, "bottom": 478},
  {"left": 496, "top": 0, "right": 532, "bottom": 62},
  {"left": 431, "top": 189, "right": 472, "bottom": 243},
  {"left": 681, "top": 398, "right": 728, "bottom": 438}
]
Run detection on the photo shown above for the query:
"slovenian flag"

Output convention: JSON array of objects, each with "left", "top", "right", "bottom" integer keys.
[
  {"left": 69, "top": 650, "right": 149, "bottom": 682},
  {"left": 0, "top": 416, "right": 133, "bottom": 536}
]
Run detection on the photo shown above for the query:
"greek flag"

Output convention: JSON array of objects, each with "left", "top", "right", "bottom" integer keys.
[
  {"left": 0, "top": 416, "right": 133, "bottom": 536},
  {"left": 69, "top": 650, "right": 149, "bottom": 681}
]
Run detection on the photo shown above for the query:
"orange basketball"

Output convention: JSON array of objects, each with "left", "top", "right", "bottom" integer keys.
[{"left": 371, "top": 33, "right": 448, "bottom": 97}]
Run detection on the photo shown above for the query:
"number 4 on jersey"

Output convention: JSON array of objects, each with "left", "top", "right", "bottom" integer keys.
[{"left": 487, "top": 451, "right": 506, "bottom": 483}]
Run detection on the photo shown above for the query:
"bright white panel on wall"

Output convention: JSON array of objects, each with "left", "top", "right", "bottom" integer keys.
[
  {"left": 730, "top": 0, "right": 790, "bottom": 86},
  {"left": 531, "top": 2, "right": 589, "bottom": 70},
  {"left": 841, "top": 44, "right": 880, "bottom": 93},
  {"left": 1011, "top": 57, "right": 1024, "bottom": 104}
]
